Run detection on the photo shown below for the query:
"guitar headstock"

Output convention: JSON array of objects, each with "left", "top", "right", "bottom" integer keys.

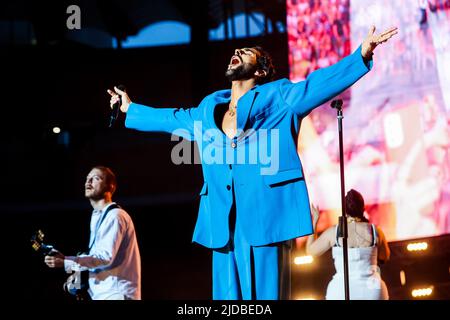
[{"left": 31, "top": 229, "right": 54, "bottom": 255}]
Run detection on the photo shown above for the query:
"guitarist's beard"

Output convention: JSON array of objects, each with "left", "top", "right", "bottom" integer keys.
[
  {"left": 86, "top": 194, "right": 104, "bottom": 201},
  {"left": 85, "top": 188, "right": 107, "bottom": 201}
]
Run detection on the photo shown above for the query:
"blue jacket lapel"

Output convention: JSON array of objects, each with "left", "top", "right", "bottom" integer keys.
[{"left": 237, "top": 88, "right": 259, "bottom": 132}]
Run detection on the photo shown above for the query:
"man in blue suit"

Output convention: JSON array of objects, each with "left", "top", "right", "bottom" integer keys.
[{"left": 108, "top": 25, "right": 397, "bottom": 300}]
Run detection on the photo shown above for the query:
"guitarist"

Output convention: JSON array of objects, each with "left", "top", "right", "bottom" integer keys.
[{"left": 44, "top": 166, "right": 141, "bottom": 300}]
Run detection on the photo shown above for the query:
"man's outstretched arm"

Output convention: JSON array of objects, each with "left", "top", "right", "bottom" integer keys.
[
  {"left": 281, "top": 25, "right": 398, "bottom": 117},
  {"left": 107, "top": 87, "right": 202, "bottom": 141}
]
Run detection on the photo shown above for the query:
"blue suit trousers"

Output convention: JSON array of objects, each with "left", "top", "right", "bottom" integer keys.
[{"left": 212, "top": 203, "right": 292, "bottom": 300}]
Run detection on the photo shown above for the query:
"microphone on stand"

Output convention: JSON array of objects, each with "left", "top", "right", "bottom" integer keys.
[
  {"left": 109, "top": 84, "right": 126, "bottom": 128},
  {"left": 331, "top": 99, "right": 344, "bottom": 128},
  {"left": 330, "top": 97, "right": 350, "bottom": 300},
  {"left": 330, "top": 99, "right": 343, "bottom": 110}
]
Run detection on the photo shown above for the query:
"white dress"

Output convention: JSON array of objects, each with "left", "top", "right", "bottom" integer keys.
[{"left": 325, "top": 224, "right": 389, "bottom": 300}]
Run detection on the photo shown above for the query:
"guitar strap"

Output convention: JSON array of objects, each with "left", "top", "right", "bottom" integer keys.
[
  {"left": 65, "top": 204, "right": 120, "bottom": 300},
  {"left": 88, "top": 203, "right": 121, "bottom": 252}
]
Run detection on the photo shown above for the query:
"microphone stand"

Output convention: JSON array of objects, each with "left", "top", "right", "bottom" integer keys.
[{"left": 331, "top": 99, "right": 350, "bottom": 300}]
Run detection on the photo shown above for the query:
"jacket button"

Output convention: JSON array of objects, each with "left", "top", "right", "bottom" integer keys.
[
  {"left": 231, "top": 142, "right": 236, "bottom": 148},
  {"left": 226, "top": 185, "right": 231, "bottom": 190}
]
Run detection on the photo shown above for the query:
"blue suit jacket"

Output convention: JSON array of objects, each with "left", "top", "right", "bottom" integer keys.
[{"left": 125, "top": 46, "right": 372, "bottom": 248}]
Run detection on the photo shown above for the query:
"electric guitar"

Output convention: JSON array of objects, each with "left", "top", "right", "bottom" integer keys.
[
  {"left": 31, "top": 229, "right": 54, "bottom": 256},
  {"left": 31, "top": 230, "right": 91, "bottom": 300}
]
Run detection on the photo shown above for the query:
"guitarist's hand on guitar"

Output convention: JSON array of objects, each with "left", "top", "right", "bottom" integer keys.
[{"left": 44, "top": 249, "right": 65, "bottom": 268}]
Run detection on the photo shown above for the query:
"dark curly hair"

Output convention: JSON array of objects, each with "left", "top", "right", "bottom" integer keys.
[
  {"left": 345, "top": 189, "right": 369, "bottom": 222},
  {"left": 252, "top": 46, "right": 276, "bottom": 84}
]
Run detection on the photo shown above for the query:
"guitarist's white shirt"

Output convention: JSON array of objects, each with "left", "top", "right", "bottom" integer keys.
[{"left": 64, "top": 202, "right": 141, "bottom": 300}]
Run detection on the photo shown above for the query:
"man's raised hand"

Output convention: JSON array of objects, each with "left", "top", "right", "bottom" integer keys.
[
  {"left": 107, "top": 86, "right": 132, "bottom": 113},
  {"left": 361, "top": 25, "right": 398, "bottom": 59}
]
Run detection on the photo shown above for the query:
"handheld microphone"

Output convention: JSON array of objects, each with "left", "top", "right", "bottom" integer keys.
[
  {"left": 330, "top": 99, "right": 343, "bottom": 110},
  {"left": 109, "top": 84, "right": 126, "bottom": 128}
]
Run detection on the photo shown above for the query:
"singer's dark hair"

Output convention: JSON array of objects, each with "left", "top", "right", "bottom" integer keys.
[
  {"left": 91, "top": 166, "right": 117, "bottom": 194},
  {"left": 252, "top": 46, "right": 276, "bottom": 84},
  {"left": 345, "top": 189, "right": 369, "bottom": 222}
]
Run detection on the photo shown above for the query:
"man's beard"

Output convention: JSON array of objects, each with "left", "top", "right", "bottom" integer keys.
[
  {"left": 85, "top": 189, "right": 106, "bottom": 201},
  {"left": 225, "top": 62, "right": 257, "bottom": 82}
]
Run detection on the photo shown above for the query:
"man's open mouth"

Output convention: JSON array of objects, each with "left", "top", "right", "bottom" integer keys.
[{"left": 230, "top": 56, "right": 241, "bottom": 66}]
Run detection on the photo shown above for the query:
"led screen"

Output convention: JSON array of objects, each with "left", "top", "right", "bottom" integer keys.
[{"left": 287, "top": 0, "right": 450, "bottom": 240}]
